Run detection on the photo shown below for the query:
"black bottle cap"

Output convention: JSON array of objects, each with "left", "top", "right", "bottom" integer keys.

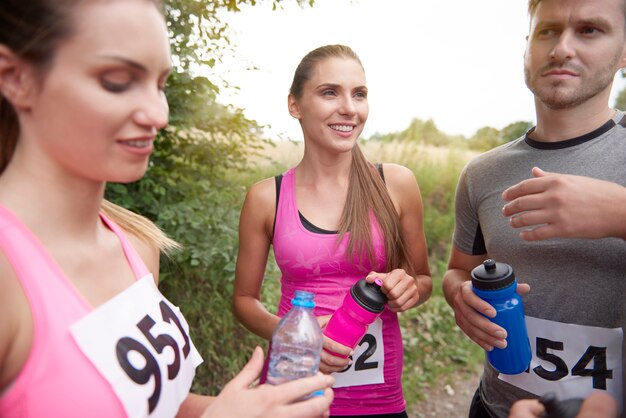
[
  {"left": 350, "top": 278, "right": 388, "bottom": 313},
  {"left": 471, "top": 259, "right": 515, "bottom": 291}
]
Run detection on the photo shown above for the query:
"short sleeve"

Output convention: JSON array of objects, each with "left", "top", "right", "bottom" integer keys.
[{"left": 452, "top": 162, "right": 487, "bottom": 255}]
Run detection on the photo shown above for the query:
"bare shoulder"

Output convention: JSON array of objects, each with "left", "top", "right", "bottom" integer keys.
[
  {"left": 244, "top": 176, "right": 277, "bottom": 208},
  {"left": 380, "top": 163, "right": 420, "bottom": 196},
  {"left": 126, "top": 233, "right": 161, "bottom": 284},
  {"left": 240, "top": 176, "right": 278, "bottom": 237}
]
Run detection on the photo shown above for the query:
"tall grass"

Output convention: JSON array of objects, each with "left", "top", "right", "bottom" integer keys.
[{"left": 236, "top": 139, "right": 483, "bottom": 406}]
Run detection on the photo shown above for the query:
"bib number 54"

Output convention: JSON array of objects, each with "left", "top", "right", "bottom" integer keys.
[{"left": 531, "top": 337, "right": 612, "bottom": 390}]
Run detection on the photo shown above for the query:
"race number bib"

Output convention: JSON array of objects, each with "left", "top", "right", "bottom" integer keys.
[
  {"left": 332, "top": 318, "right": 385, "bottom": 388},
  {"left": 71, "top": 275, "right": 203, "bottom": 418},
  {"left": 499, "top": 316, "right": 623, "bottom": 406}
]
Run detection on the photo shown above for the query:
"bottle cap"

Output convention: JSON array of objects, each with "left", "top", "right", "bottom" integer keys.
[
  {"left": 350, "top": 278, "right": 387, "bottom": 313},
  {"left": 292, "top": 290, "right": 315, "bottom": 308},
  {"left": 471, "top": 259, "right": 516, "bottom": 291}
]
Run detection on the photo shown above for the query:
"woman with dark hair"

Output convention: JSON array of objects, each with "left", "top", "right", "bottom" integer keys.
[
  {"left": 233, "top": 44, "right": 433, "bottom": 418},
  {"left": 0, "top": 1, "right": 333, "bottom": 417}
]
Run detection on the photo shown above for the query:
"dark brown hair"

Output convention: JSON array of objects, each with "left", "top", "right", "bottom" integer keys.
[
  {"left": 0, "top": 0, "right": 76, "bottom": 172},
  {"left": 290, "top": 44, "right": 413, "bottom": 273}
]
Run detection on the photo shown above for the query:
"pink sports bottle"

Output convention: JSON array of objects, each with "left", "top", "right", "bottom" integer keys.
[{"left": 323, "top": 278, "right": 388, "bottom": 357}]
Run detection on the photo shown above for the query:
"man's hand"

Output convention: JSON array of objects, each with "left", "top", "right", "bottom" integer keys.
[
  {"left": 508, "top": 392, "right": 617, "bottom": 418},
  {"left": 451, "top": 281, "right": 519, "bottom": 351},
  {"left": 502, "top": 167, "right": 626, "bottom": 241}
]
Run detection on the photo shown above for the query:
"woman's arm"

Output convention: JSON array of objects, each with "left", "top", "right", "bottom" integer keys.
[
  {"left": 233, "top": 178, "right": 281, "bottom": 340},
  {"left": 177, "top": 348, "right": 335, "bottom": 418},
  {"left": 199, "top": 347, "right": 334, "bottom": 418},
  {"left": 0, "top": 254, "right": 30, "bottom": 391}
]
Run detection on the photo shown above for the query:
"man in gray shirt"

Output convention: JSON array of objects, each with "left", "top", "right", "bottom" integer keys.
[{"left": 443, "top": 0, "right": 626, "bottom": 417}]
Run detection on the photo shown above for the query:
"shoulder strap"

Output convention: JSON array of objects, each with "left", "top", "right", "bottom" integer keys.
[
  {"left": 272, "top": 174, "right": 284, "bottom": 239},
  {"left": 99, "top": 212, "right": 150, "bottom": 279},
  {"left": 375, "top": 163, "right": 385, "bottom": 183}
]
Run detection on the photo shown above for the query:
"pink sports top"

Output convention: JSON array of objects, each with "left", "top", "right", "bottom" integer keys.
[
  {"left": 0, "top": 205, "right": 200, "bottom": 418},
  {"left": 272, "top": 168, "right": 406, "bottom": 416}
]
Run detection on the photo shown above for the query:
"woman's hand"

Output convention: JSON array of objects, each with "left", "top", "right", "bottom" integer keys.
[
  {"left": 366, "top": 269, "right": 419, "bottom": 312},
  {"left": 201, "top": 347, "right": 334, "bottom": 418},
  {"left": 316, "top": 315, "right": 352, "bottom": 374}
]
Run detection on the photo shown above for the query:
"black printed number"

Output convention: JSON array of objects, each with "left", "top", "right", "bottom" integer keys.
[
  {"left": 571, "top": 346, "right": 612, "bottom": 390},
  {"left": 116, "top": 337, "right": 162, "bottom": 413},
  {"left": 534, "top": 337, "right": 568, "bottom": 381},
  {"left": 530, "top": 337, "right": 612, "bottom": 390},
  {"left": 336, "top": 333, "right": 379, "bottom": 373},
  {"left": 116, "top": 301, "right": 191, "bottom": 413},
  {"left": 354, "top": 334, "right": 378, "bottom": 371}
]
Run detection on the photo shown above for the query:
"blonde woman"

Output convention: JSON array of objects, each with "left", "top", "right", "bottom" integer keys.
[{"left": 0, "top": 1, "right": 333, "bottom": 417}]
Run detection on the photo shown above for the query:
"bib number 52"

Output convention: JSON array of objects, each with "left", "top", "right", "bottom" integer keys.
[{"left": 336, "top": 334, "right": 379, "bottom": 373}]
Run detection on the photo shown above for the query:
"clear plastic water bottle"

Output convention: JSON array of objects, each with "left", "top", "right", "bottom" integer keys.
[
  {"left": 267, "top": 291, "right": 323, "bottom": 396},
  {"left": 471, "top": 259, "right": 531, "bottom": 375}
]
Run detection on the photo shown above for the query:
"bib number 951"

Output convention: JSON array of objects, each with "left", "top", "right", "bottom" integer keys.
[{"left": 116, "top": 300, "right": 191, "bottom": 413}]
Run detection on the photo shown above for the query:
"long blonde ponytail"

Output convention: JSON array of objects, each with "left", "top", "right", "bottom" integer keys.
[{"left": 101, "top": 200, "right": 180, "bottom": 255}]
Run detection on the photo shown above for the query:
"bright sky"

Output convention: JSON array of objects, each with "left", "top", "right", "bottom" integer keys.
[{"left": 212, "top": 0, "right": 626, "bottom": 140}]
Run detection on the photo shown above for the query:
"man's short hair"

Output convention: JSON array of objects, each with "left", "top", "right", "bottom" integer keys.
[{"left": 527, "top": 0, "right": 626, "bottom": 24}]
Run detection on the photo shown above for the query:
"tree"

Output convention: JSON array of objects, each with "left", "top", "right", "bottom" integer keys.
[
  {"left": 105, "top": 0, "right": 314, "bottom": 394},
  {"left": 468, "top": 126, "right": 500, "bottom": 151},
  {"left": 370, "top": 117, "right": 461, "bottom": 147},
  {"left": 499, "top": 121, "right": 533, "bottom": 143},
  {"left": 615, "top": 86, "right": 626, "bottom": 111}
]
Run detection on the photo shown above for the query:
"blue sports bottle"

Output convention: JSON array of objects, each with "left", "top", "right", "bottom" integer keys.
[{"left": 471, "top": 259, "right": 531, "bottom": 374}]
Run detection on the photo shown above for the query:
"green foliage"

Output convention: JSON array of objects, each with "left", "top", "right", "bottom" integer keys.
[
  {"left": 370, "top": 117, "right": 464, "bottom": 147},
  {"left": 499, "top": 121, "right": 533, "bottom": 143},
  {"left": 164, "top": 0, "right": 313, "bottom": 74},
  {"left": 106, "top": 0, "right": 314, "bottom": 394},
  {"left": 466, "top": 121, "right": 534, "bottom": 151},
  {"left": 400, "top": 259, "right": 482, "bottom": 406},
  {"left": 380, "top": 145, "right": 467, "bottom": 259},
  {"left": 467, "top": 126, "right": 499, "bottom": 151},
  {"left": 370, "top": 143, "right": 483, "bottom": 405},
  {"left": 615, "top": 85, "right": 626, "bottom": 111},
  {"left": 368, "top": 116, "right": 534, "bottom": 152},
  {"left": 106, "top": 123, "right": 265, "bottom": 393}
]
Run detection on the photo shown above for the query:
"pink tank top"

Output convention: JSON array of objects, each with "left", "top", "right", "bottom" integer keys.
[
  {"left": 273, "top": 168, "right": 406, "bottom": 415},
  {"left": 0, "top": 206, "right": 199, "bottom": 417}
]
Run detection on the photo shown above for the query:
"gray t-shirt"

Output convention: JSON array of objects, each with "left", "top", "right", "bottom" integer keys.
[{"left": 453, "top": 110, "right": 626, "bottom": 417}]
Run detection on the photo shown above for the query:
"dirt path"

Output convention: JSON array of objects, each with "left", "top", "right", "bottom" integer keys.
[{"left": 408, "top": 367, "right": 482, "bottom": 418}]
